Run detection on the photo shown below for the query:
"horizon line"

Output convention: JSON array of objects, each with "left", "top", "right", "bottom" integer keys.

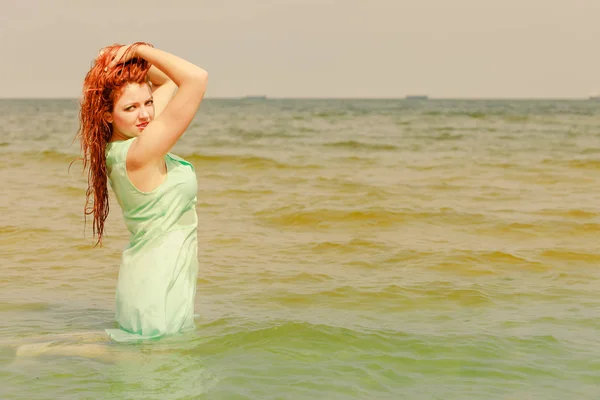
[{"left": 0, "top": 96, "right": 595, "bottom": 101}]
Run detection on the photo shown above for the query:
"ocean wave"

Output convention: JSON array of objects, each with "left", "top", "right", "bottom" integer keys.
[
  {"left": 542, "top": 158, "right": 600, "bottom": 170},
  {"left": 435, "top": 250, "right": 550, "bottom": 274},
  {"left": 474, "top": 161, "right": 524, "bottom": 170},
  {"left": 256, "top": 272, "right": 333, "bottom": 285},
  {"left": 423, "top": 111, "right": 488, "bottom": 119},
  {"left": 312, "top": 111, "right": 348, "bottom": 118},
  {"left": 503, "top": 115, "right": 531, "bottom": 122},
  {"left": 429, "top": 132, "right": 465, "bottom": 141},
  {"left": 211, "top": 188, "right": 276, "bottom": 198},
  {"left": 254, "top": 206, "right": 488, "bottom": 229},
  {"left": 13, "top": 149, "right": 322, "bottom": 171},
  {"left": 380, "top": 248, "right": 548, "bottom": 271},
  {"left": 227, "top": 127, "right": 303, "bottom": 139},
  {"left": 323, "top": 141, "right": 399, "bottom": 151},
  {"left": 185, "top": 153, "right": 320, "bottom": 169},
  {"left": 534, "top": 209, "right": 598, "bottom": 219},
  {"left": 313, "top": 178, "right": 393, "bottom": 197},
  {"left": 310, "top": 239, "right": 388, "bottom": 253},
  {"left": 20, "top": 150, "right": 80, "bottom": 164},
  {"left": 539, "top": 249, "right": 600, "bottom": 263},
  {"left": 581, "top": 148, "right": 600, "bottom": 155},
  {"left": 328, "top": 155, "right": 378, "bottom": 165},
  {"left": 475, "top": 220, "right": 600, "bottom": 240},
  {"left": 254, "top": 207, "right": 409, "bottom": 228},
  {"left": 474, "top": 221, "right": 547, "bottom": 238},
  {"left": 0, "top": 225, "right": 55, "bottom": 235},
  {"left": 263, "top": 283, "right": 494, "bottom": 309},
  {"left": 0, "top": 302, "right": 54, "bottom": 312},
  {"left": 567, "top": 160, "right": 600, "bottom": 170},
  {"left": 195, "top": 320, "right": 403, "bottom": 361}
]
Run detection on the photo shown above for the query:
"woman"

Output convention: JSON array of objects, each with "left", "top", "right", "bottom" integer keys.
[{"left": 77, "top": 42, "right": 208, "bottom": 342}]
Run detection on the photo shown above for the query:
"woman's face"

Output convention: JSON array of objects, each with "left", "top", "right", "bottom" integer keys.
[{"left": 107, "top": 82, "right": 154, "bottom": 139}]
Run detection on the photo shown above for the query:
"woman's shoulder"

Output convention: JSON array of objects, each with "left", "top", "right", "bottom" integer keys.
[{"left": 106, "top": 137, "right": 137, "bottom": 165}]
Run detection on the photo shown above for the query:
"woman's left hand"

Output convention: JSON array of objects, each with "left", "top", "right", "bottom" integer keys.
[
  {"left": 108, "top": 44, "right": 136, "bottom": 67},
  {"left": 97, "top": 44, "right": 139, "bottom": 71},
  {"left": 97, "top": 46, "right": 120, "bottom": 71},
  {"left": 98, "top": 42, "right": 152, "bottom": 71}
]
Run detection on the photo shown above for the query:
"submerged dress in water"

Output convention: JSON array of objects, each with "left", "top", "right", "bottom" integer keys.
[{"left": 104, "top": 137, "right": 199, "bottom": 342}]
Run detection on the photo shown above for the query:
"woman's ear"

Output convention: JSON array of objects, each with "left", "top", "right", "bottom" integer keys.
[{"left": 104, "top": 111, "right": 113, "bottom": 124}]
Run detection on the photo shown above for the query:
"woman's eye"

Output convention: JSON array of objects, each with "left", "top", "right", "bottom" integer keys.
[
  {"left": 146, "top": 100, "right": 153, "bottom": 105},
  {"left": 126, "top": 106, "right": 135, "bottom": 111}
]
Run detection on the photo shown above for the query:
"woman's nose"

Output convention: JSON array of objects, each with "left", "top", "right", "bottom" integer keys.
[{"left": 139, "top": 107, "right": 150, "bottom": 119}]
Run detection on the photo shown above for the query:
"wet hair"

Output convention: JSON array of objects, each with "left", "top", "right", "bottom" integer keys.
[{"left": 75, "top": 42, "right": 153, "bottom": 247}]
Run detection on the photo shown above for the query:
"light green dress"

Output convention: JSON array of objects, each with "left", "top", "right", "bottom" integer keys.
[{"left": 104, "top": 137, "right": 199, "bottom": 342}]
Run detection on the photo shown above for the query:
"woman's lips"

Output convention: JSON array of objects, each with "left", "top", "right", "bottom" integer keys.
[{"left": 137, "top": 123, "right": 148, "bottom": 129}]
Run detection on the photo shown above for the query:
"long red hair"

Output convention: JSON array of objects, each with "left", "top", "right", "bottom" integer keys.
[{"left": 76, "top": 42, "right": 153, "bottom": 247}]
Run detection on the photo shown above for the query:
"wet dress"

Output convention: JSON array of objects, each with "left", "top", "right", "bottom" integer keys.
[{"left": 104, "top": 137, "right": 198, "bottom": 342}]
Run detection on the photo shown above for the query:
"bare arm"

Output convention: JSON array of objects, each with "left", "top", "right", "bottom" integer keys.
[
  {"left": 146, "top": 65, "right": 177, "bottom": 118},
  {"left": 121, "top": 45, "right": 208, "bottom": 167},
  {"left": 147, "top": 64, "right": 171, "bottom": 86}
]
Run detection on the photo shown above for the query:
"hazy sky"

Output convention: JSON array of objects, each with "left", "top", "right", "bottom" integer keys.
[{"left": 1, "top": 0, "right": 599, "bottom": 98}]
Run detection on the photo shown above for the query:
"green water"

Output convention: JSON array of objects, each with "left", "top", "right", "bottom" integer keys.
[{"left": 0, "top": 99, "right": 599, "bottom": 399}]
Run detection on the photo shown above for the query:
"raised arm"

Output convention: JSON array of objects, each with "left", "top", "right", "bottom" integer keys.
[
  {"left": 146, "top": 65, "right": 177, "bottom": 119},
  {"left": 111, "top": 44, "right": 208, "bottom": 167}
]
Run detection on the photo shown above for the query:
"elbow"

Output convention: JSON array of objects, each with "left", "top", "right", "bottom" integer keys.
[
  {"left": 192, "top": 68, "right": 208, "bottom": 84},
  {"left": 191, "top": 69, "right": 208, "bottom": 92},
  {"left": 198, "top": 69, "right": 209, "bottom": 83},
  {"left": 180, "top": 69, "right": 208, "bottom": 92}
]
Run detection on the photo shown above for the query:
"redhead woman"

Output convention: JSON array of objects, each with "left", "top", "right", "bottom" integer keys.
[{"left": 77, "top": 42, "right": 208, "bottom": 342}]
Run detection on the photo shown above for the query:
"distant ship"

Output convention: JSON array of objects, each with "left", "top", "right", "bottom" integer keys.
[
  {"left": 244, "top": 95, "right": 267, "bottom": 100},
  {"left": 405, "top": 95, "right": 428, "bottom": 100}
]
